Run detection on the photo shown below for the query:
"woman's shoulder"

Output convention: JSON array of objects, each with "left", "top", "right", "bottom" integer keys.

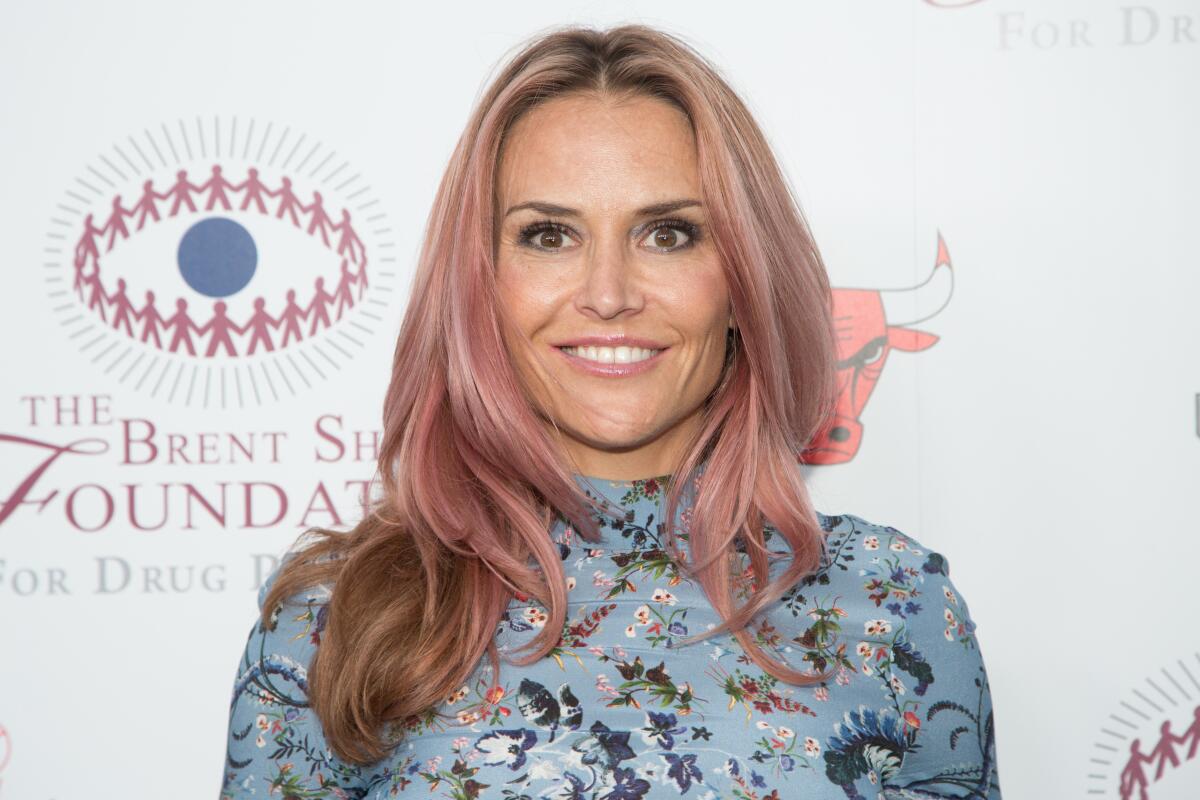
[
  {"left": 222, "top": 552, "right": 370, "bottom": 799},
  {"left": 768, "top": 509, "right": 984, "bottom": 652},
  {"left": 812, "top": 510, "right": 956, "bottom": 580},
  {"left": 249, "top": 550, "right": 336, "bottom": 660},
  {"left": 231, "top": 551, "right": 333, "bottom": 709}
]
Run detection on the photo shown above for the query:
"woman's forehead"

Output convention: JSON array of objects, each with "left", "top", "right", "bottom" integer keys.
[{"left": 497, "top": 95, "right": 700, "bottom": 214}]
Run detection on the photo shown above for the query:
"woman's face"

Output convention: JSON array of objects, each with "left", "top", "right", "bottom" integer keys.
[{"left": 494, "top": 92, "right": 734, "bottom": 480}]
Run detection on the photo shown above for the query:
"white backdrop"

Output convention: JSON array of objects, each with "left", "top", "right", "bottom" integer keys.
[{"left": 1, "top": 1, "right": 1197, "bottom": 798}]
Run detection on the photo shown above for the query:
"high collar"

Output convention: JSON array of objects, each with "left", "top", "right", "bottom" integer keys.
[
  {"left": 557, "top": 461, "right": 831, "bottom": 553},
  {"left": 569, "top": 471, "right": 676, "bottom": 509},
  {"left": 554, "top": 465, "right": 707, "bottom": 552}
]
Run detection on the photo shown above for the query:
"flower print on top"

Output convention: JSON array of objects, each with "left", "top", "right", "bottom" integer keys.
[{"left": 221, "top": 468, "right": 1002, "bottom": 799}]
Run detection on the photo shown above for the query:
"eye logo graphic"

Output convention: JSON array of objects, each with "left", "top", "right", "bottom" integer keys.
[
  {"left": 44, "top": 116, "right": 396, "bottom": 407},
  {"left": 1089, "top": 652, "right": 1200, "bottom": 799}
]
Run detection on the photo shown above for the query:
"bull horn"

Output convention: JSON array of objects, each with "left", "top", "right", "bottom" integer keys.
[{"left": 879, "top": 230, "right": 955, "bottom": 327}]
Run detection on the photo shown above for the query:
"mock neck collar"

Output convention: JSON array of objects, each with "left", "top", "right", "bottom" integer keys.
[
  {"left": 569, "top": 471, "right": 676, "bottom": 508},
  {"left": 556, "top": 470, "right": 688, "bottom": 551},
  {"left": 554, "top": 460, "right": 831, "bottom": 556}
]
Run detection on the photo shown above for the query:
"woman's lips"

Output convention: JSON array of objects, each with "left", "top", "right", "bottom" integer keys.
[{"left": 554, "top": 344, "right": 669, "bottom": 377}]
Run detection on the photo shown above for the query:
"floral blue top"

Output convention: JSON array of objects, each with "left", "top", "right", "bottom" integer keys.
[{"left": 221, "top": 470, "right": 1001, "bottom": 799}]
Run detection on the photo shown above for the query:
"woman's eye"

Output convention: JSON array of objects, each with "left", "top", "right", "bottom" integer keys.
[
  {"left": 520, "top": 224, "right": 577, "bottom": 251},
  {"left": 642, "top": 225, "right": 692, "bottom": 250},
  {"left": 539, "top": 229, "right": 572, "bottom": 249}
]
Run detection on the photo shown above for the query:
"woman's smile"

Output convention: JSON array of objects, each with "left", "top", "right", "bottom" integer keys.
[{"left": 554, "top": 342, "right": 670, "bottom": 377}]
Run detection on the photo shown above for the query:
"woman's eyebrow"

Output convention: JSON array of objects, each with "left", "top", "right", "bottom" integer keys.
[{"left": 503, "top": 198, "right": 703, "bottom": 219}]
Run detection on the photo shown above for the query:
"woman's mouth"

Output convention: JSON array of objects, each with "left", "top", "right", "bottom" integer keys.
[
  {"left": 554, "top": 344, "right": 668, "bottom": 377},
  {"left": 557, "top": 345, "right": 663, "bottom": 364}
]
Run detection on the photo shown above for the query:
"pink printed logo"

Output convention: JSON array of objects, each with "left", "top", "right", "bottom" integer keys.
[
  {"left": 45, "top": 116, "right": 396, "bottom": 406},
  {"left": 1089, "top": 653, "right": 1200, "bottom": 798},
  {"left": 802, "top": 232, "right": 954, "bottom": 465}
]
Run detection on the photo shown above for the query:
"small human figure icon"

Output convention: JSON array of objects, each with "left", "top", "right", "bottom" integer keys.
[
  {"left": 166, "top": 169, "right": 202, "bottom": 216},
  {"left": 202, "top": 164, "right": 237, "bottom": 212},
  {"left": 1120, "top": 738, "right": 1151, "bottom": 800}
]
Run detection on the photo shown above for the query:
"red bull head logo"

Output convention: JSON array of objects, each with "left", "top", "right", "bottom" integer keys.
[{"left": 803, "top": 232, "right": 954, "bottom": 465}]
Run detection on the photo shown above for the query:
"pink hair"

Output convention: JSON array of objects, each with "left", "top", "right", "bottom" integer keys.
[{"left": 260, "top": 21, "right": 839, "bottom": 765}]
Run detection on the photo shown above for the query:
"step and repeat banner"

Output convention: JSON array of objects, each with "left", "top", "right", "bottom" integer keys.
[{"left": 0, "top": 1, "right": 1196, "bottom": 798}]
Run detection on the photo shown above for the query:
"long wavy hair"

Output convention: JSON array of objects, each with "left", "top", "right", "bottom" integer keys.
[{"left": 260, "top": 22, "right": 839, "bottom": 765}]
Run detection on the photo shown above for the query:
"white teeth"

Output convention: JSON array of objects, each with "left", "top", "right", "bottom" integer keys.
[{"left": 561, "top": 345, "right": 662, "bottom": 364}]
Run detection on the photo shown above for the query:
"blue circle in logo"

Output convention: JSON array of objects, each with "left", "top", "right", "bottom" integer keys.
[{"left": 177, "top": 217, "right": 258, "bottom": 297}]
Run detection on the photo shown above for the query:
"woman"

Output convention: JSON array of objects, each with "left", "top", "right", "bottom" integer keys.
[{"left": 221, "top": 23, "right": 1001, "bottom": 800}]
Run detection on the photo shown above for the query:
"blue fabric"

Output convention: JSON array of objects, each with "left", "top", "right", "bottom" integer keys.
[{"left": 221, "top": 468, "right": 1001, "bottom": 799}]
